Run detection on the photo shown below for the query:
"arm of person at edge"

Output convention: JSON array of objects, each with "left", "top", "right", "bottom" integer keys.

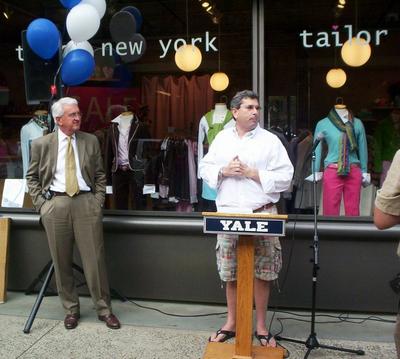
[{"left": 373, "top": 150, "right": 400, "bottom": 230}]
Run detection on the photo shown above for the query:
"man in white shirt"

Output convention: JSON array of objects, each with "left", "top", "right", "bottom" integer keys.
[{"left": 199, "top": 90, "right": 293, "bottom": 347}]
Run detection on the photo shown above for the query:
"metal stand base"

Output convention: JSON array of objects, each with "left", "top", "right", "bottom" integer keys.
[
  {"left": 276, "top": 333, "right": 365, "bottom": 358},
  {"left": 23, "top": 261, "right": 125, "bottom": 334},
  {"left": 25, "top": 260, "right": 57, "bottom": 296}
]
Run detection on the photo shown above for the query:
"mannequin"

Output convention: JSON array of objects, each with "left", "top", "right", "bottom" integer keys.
[
  {"left": 20, "top": 110, "right": 50, "bottom": 178},
  {"left": 197, "top": 103, "right": 234, "bottom": 202},
  {"left": 105, "top": 110, "right": 150, "bottom": 210},
  {"left": 213, "top": 103, "right": 229, "bottom": 123},
  {"left": 313, "top": 104, "right": 368, "bottom": 216}
]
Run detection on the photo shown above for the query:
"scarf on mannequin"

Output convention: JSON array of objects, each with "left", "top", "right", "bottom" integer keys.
[{"left": 327, "top": 108, "right": 357, "bottom": 176}]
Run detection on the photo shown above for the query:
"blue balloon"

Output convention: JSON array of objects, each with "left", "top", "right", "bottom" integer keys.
[
  {"left": 27, "top": 19, "right": 60, "bottom": 60},
  {"left": 59, "top": 0, "right": 81, "bottom": 9},
  {"left": 121, "top": 6, "right": 143, "bottom": 32},
  {"left": 61, "top": 49, "right": 95, "bottom": 86}
]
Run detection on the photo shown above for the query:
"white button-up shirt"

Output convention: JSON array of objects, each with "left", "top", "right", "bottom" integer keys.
[
  {"left": 50, "top": 129, "right": 91, "bottom": 192},
  {"left": 199, "top": 125, "right": 293, "bottom": 212}
]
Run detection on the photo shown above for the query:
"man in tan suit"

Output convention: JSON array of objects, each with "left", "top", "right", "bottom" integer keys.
[{"left": 26, "top": 97, "right": 120, "bottom": 330}]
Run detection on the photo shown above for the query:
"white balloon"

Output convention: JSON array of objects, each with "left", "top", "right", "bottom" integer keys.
[
  {"left": 66, "top": 3, "right": 100, "bottom": 42},
  {"left": 63, "top": 40, "right": 94, "bottom": 58},
  {"left": 81, "top": 0, "right": 106, "bottom": 19}
]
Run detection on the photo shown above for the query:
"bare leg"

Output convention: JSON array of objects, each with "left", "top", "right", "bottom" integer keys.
[
  {"left": 209, "top": 280, "right": 237, "bottom": 341},
  {"left": 254, "top": 278, "right": 275, "bottom": 347}
]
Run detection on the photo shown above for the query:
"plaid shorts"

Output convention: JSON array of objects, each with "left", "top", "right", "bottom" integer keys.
[
  {"left": 214, "top": 205, "right": 283, "bottom": 282},
  {"left": 216, "top": 234, "right": 282, "bottom": 282}
]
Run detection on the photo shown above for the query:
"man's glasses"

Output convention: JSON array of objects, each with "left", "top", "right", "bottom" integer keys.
[
  {"left": 240, "top": 105, "right": 261, "bottom": 111},
  {"left": 66, "top": 111, "right": 82, "bottom": 119}
]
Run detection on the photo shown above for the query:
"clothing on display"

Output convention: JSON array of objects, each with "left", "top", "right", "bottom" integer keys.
[
  {"left": 313, "top": 106, "right": 368, "bottom": 216},
  {"left": 290, "top": 131, "right": 315, "bottom": 211},
  {"left": 105, "top": 112, "right": 151, "bottom": 210},
  {"left": 146, "top": 138, "right": 197, "bottom": 208},
  {"left": 20, "top": 110, "right": 51, "bottom": 178},
  {"left": 197, "top": 103, "right": 234, "bottom": 201}
]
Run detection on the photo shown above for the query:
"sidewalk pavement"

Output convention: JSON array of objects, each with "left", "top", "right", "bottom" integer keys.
[{"left": 0, "top": 291, "right": 397, "bottom": 358}]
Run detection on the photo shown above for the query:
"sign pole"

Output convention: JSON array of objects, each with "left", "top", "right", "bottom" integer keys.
[{"left": 234, "top": 235, "right": 255, "bottom": 358}]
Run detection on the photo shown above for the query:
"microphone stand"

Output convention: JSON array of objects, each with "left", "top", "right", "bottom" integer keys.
[{"left": 276, "top": 148, "right": 365, "bottom": 358}]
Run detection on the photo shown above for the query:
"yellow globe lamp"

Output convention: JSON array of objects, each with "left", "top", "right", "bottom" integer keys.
[
  {"left": 210, "top": 72, "right": 229, "bottom": 91},
  {"left": 341, "top": 37, "right": 371, "bottom": 67},
  {"left": 326, "top": 68, "right": 347, "bottom": 88},
  {"left": 175, "top": 44, "right": 202, "bottom": 72}
]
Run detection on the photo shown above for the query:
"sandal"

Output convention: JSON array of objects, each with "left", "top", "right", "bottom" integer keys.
[
  {"left": 254, "top": 331, "right": 290, "bottom": 358},
  {"left": 208, "top": 328, "right": 236, "bottom": 342}
]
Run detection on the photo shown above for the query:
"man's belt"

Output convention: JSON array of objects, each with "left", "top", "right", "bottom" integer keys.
[
  {"left": 253, "top": 203, "right": 275, "bottom": 213},
  {"left": 50, "top": 190, "right": 91, "bottom": 197}
]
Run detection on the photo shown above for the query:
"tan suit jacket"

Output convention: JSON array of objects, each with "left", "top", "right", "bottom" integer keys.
[{"left": 26, "top": 130, "right": 106, "bottom": 211}]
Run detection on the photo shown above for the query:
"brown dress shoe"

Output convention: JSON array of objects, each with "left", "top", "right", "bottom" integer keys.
[
  {"left": 98, "top": 313, "right": 121, "bottom": 329},
  {"left": 64, "top": 313, "right": 80, "bottom": 330}
]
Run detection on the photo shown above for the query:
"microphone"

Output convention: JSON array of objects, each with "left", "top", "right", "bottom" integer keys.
[{"left": 311, "top": 132, "right": 325, "bottom": 152}]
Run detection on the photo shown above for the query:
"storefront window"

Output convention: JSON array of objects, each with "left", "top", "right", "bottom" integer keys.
[
  {"left": 2, "top": 0, "right": 396, "bottom": 217},
  {"left": 0, "top": 0, "right": 252, "bottom": 212},
  {"left": 264, "top": 0, "right": 400, "bottom": 217}
]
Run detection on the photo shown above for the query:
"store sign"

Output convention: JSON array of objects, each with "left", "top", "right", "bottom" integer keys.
[
  {"left": 299, "top": 24, "right": 388, "bottom": 48},
  {"left": 15, "top": 31, "right": 218, "bottom": 61},
  {"left": 158, "top": 31, "right": 217, "bottom": 58},
  {"left": 102, "top": 39, "right": 145, "bottom": 58}
]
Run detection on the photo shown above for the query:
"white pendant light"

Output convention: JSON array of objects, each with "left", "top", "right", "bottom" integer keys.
[
  {"left": 341, "top": 0, "right": 371, "bottom": 67},
  {"left": 210, "top": 72, "right": 229, "bottom": 91},
  {"left": 175, "top": 44, "right": 202, "bottom": 72},
  {"left": 175, "top": 0, "right": 202, "bottom": 72},
  {"left": 341, "top": 37, "right": 371, "bottom": 67},
  {"left": 326, "top": 68, "right": 347, "bottom": 88},
  {"left": 210, "top": 23, "right": 229, "bottom": 91}
]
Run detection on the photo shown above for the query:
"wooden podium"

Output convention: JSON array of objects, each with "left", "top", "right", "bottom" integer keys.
[{"left": 202, "top": 212, "right": 287, "bottom": 359}]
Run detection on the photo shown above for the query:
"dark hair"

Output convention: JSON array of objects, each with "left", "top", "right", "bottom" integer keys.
[{"left": 230, "top": 90, "right": 259, "bottom": 110}]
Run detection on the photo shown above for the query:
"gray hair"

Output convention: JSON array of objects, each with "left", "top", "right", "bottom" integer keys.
[
  {"left": 51, "top": 97, "right": 78, "bottom": 118},
  {"left": 230, "top": 90, "right": 259, "bottom": 110}
]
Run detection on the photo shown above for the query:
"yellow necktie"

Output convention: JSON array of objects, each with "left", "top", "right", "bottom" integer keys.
[{"left": 65, "top": 136, "right": 79, "bottom": 197}]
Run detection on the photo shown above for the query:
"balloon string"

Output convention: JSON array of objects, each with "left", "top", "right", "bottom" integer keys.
[{"left": 53, "top": 62, "right": 62, "bottom": 87}]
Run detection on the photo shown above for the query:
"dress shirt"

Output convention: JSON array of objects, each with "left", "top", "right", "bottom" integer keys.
[
  {"left": 50, "top": 129, "right": 91, "bottom": 192},
  {"left": 199, "top": 125, "right": 293, "bottom": 212},
  {"left": 117, "top": 127, "right": 130, "bottom": 166},
  {"left": 112, "top": 115, "right": 131, "bottom": 166}
]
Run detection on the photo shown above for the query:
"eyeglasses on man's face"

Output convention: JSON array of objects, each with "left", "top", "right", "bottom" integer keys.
[
  {"left": 240, "top": 104, "right": 262, "bottom": 111},
  {"left": 66, "top": 111, "right": 82, "bottom": 119}
]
